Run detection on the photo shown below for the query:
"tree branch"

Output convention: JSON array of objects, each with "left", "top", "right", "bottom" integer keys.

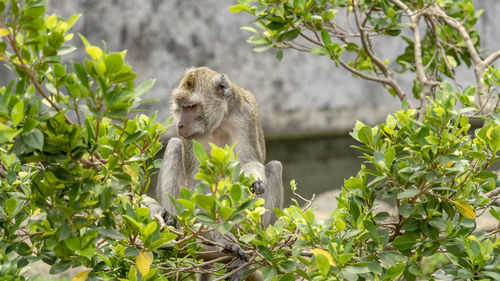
[
  {"left": 6, "top": 34, "right": 72, "bottom": 124},
  {"left": 426, "top": 5, "right": 495, "bottom": 112},
  {"left": 391, "top": 0, "right": 431, "bottom": 115}
]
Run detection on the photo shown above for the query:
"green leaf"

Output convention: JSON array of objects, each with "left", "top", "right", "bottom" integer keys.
[
  {"left": 276, "top": 49, "right": 283, "bottom": 61},
  {"left": 219, "top": 206, "right": 233, "bottom": 219},
  {"left": 128, "top": 265, "right": 139, "bottom": 281},
  {"left": 385, "top": 262, "right": 405, "bottom": 280},
  {"left": 385, "top": 147, "right": 396, "bottom": 167},
  {"left": 193, "top": 141, "right": 207, "bottom": 162},
  {"left": 357, "top": 125, "right": 373, "bottom": 147},
  {"left": 398, "top": 203, "right": 415, "bottom": 218},
  {"left": 304, "top": 209, "right": 315, "bottom": 225},
  {"left": 279, "top": 260, "right": 297, "bottom": 272},
  {"left": 0, "top": 123, "right": 22, "bottom": 143},
  {"left": 195, "top": 194, "right": 215, "bottom": 213},
  {"left": 73, "top": 61, "right": 89, "bottom": 88},
  {"left": 67, "top": 14, "right": 81, "bottom": 29},
  {"left": 229, "top": 4, "right": 247, "bottom": 13},
  {"left": 279, "top": 28, "right": 300, "bottom": 42},
  {"left": 25, "top": 5, "right": 45, "bottom": 17},
  {"left": 86, "top": 45, "right": 103, "bottom": 60},
  {"left": 316, "top": 253, "right": 331, "bottom": 276},
  {"left": 379, "top": 251, "right": 405, "bottom": 264},
  {"left": 22, "top": 128, "right": 44, "bottom": 150},
  {"left": 311, "top": 46, "right": 329, "bottom": 56},
  {"left": 99, "top": 227, "right": 126, "bottom": 240},
  {"left": 134, "top": 79, "right": 156, "bottom": 97},
  {"left": 320, "top": 29, "right": 332, "bottom": 46},
  {"left": 262, "top": 266, "right": 277, "bottom": 281},
  {"left": 344, "top": 177, "right": 363, "bottom": 190},
  {"left": 105, "top": 53, "right": 124, "bottom": 74},
  {"left": 124, "top": 130, "right": 147, "bottom": 145},
  {"left": 294, "top": 0, "right": 306, "bottom": 11},
  {"left": 11, "top": 100, "right": 24, "bottom": 126},
  {"left": 391, "top": 233, "right": 418, "bottom": 250},
  {"left": 111, "top": 72, "right": 137, "bottom": 83},
  {"left": 235, "top": 198, "right": 259, "bottom": 214},
  {"left": 143, "top": 221, "right": 157, "bottom": 238},
  {"left": 64, "top": 237, "right": 80, "bottom": 251},
  {"left": 216, "top": 222, "right": 232, "bottom": 235},
  {"left": 176, "top": 199, "right": 195, "bottom": 211},
  {"left": 239, "top": 234, "right": 257, "bottom": 243},
  {"left": 230, "top": 184, "right": 242, "bottom": 202},
  {"left": 123, "top": 215, "right": 143, "bottom": 230},
  {"left": 397, "top": 188, "right": 419, "bottom": 199},
  {"left": 4, "top": 197, "right": 17, "bottom": 217}
]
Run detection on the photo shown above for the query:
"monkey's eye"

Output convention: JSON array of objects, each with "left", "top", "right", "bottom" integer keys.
[{"left": 183, "top": 104, "right": 198, "bottom": 110}]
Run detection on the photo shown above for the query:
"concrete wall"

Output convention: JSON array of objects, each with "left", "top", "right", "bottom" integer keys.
[{"left": 8, "top": 1, "right": 500, "bottom": 137}]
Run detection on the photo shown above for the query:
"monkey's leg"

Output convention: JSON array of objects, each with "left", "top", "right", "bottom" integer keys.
[
  {"left": 154, "top": 137, "right": 186, "bottom": 224},
  {"left": 262, "top": 160, "right": 284, "bottom": 226}
]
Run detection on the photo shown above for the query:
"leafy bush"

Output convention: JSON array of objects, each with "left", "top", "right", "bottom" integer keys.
[{"left": 1, "top": 0, "right": 500, "bottom": 281}]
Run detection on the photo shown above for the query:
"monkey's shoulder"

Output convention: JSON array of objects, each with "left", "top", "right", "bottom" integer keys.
[{"left": 232, "top": 86, "right": 259, "bottom": 115}]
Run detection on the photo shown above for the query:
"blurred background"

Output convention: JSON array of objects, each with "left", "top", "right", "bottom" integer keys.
[{"left": 2, "top": 0, "right": 499, "bottom": 205}]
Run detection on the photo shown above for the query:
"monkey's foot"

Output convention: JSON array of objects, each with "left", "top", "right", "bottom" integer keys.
[
  {"left": 223, "top": 243, "right": 249, "bottom": 262},
  {"left": 250, "top": 178, "right": 265, "bottom": 195}
]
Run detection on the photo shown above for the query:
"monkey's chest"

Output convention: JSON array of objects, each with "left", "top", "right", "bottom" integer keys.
[{"left": 208, "top": 119, "right": 240, "bottom": 145}]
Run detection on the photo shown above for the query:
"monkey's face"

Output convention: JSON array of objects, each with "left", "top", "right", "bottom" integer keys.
[{"left": 171, "top": 67, "right": 231, "bottom": 140}]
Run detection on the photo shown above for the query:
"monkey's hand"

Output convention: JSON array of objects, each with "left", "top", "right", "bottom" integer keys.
[
  {"left": 250, "top": 178, "right": 265, "bottom": 195},
  {"left": 161, "top": 209, "right": 177, "bottom": 227},
  {"left": 153, "top": 208, "right": 177, "bottom": 228}
]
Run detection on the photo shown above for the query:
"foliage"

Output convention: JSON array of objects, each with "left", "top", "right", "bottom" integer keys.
[
  {"left": 0, "top": 0, "right": 171, "bottom": 279},
  {"left": 230, "top": 0, "right": 500, "bottom": 280},
  {"left": 231, "top": 0, "right": 500, "bottom": 114},
  {"left": 1, "top": 1, "right": 500, "bottom": 281}
]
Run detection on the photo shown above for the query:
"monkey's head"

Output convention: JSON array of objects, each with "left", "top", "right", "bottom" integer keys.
[{"left": 171, "top": 67, "right": 232, "bottom": 140}]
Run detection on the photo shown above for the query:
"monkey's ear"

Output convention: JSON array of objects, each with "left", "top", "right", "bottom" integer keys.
[{"left": 215, "top": 74, "right": 230, "bottom": 96}]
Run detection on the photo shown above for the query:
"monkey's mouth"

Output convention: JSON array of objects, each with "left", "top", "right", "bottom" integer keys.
[{"left": 178, "top": 129, "right": 200, "bottom": 140}]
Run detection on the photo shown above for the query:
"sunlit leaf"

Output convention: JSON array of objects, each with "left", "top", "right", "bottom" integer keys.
[
  {"left": 86, "top": 45, "right": 102, "bottom": 60},
  {"left": 136, "top": 251, "right": 153, "bottom": 277},
  {"left": 311, "top": 248, "right": 335, "bottom": 266},
  {"left": 453, "top": 200, "right": 476, "bottom": 219},
  {"left": 0, "top": 28, "right": 9, "bottom": 37},
  {"left": 72, "top": 270, "right": 91, "bottom": 281}
]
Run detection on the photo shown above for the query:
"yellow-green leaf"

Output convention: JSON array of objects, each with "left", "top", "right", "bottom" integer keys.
[
  {"left": 72, "top": 270, "right": 91, "bottom": 281},
  {"left": 446, "top": 55, "right": 457, "bottom": 69},
  {"left": 0, "top": 28, "right": 10, "bottom": 37},
  {"left": 86, "top": 45, "right": 102, "bottom": 60},
  {"left": 123, "top": 165, "right": 138, "bottom": 183},
  {"left": 453, "top": 200, "right": 476, "bottom": 219},
  {"left": 136, "top": 251, "right": 153, "bottom": 276},
  {"left": 311, "top": 248, "right": 336, "bottom": 266},
  {"left": 45, "top": 14, "right": 57, "bottom": 29}
]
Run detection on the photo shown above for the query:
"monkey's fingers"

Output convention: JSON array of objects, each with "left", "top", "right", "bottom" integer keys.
[
  {"left": 250, "top": 178, "right": 265, "bottom": 195},
  {"left": 161, "top": 210, "right": 177, "bottom": 228}
]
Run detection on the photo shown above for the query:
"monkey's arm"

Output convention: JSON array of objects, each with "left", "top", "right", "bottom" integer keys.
[
  {"left": 153, "top": 137, "right": 186, "bottom": 223},
  {"left": 262, "top": 160, "right": 284, "bottom": 225}
]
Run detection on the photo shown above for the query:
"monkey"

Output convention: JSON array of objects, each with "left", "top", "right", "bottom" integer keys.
[{"left": 153, "top": 66, "right": 284, "bottom": 280}]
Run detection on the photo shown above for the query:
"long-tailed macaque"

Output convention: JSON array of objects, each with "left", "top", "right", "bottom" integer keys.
[{"left": 154, "top": 66, "right": 284, "bottom": 280}]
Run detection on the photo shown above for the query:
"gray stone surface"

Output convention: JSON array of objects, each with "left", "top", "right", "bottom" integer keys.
[{"left": 0, "top": 1, "right": 491, "bottom": 137}]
